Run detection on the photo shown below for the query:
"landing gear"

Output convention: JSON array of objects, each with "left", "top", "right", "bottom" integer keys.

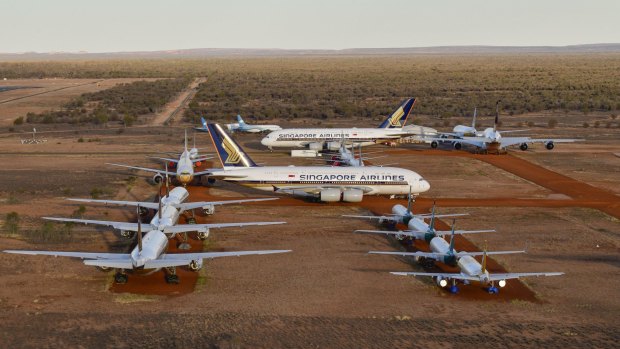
[
  {"left": 430, "top": 141, "right": 438, "bottom": 149},
  {"left": 114, "top": 270, "right": 128, "bottom": 284},
  {"left": 453, "top": 142, "right": 462, "bottom": 150},
  {"left": 546, "top": 141, "right": 555, "bottom": 150},
  {"left": 449, "top": 280, "right": 459, "bottom": 294},
  {"left": 520, "top": 143, "right": 528, "bottom": 151},
  {"left": 487, "top": 282, "right": 499, "bottom": 294},
  {"left": 165, "top": 267, "right": 179, "bottom": 284},
  {"left": 196, "top": 231, "right": 209, "bottom": 240},
  {"left": 177, "top": 232, "right": 191, "bottom": 250}
]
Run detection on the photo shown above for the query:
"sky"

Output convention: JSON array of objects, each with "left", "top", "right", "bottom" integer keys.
[{"left": 1, "top": 0, "right": 619, "bottom": 53}]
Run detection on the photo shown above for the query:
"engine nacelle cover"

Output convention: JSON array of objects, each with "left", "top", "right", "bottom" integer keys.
[
  {"left": 326, "top": 141, "right": 341, "bottom": 151},
  {"left": 308, "top": 142, "right": 324, "bottom": 151},
  {"left": 202, "top": 204, "right": 215, "bottom": 215},
  {"left": 319, "top": 188, "right": 341, "bottom": 202},
  {"left": 188, "top": 259, "right": 203, "bottom": 271},
  {"left": 342, "top": 189, "right": 363, "bottom": 202},
  {"left": 152, "top": 173, "right": 164, "bottom": 184},
  {"left": 435, "top": 277, "right": 448, "bottom": 287}
]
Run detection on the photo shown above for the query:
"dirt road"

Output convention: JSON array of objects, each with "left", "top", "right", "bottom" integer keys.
[{"left": 151, "top": 77, "right": 205, "bottom": 126}]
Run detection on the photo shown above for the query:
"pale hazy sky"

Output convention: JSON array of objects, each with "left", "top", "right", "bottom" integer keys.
[{"left": 1, "top": 0, "right": 618, "bottom": 52}]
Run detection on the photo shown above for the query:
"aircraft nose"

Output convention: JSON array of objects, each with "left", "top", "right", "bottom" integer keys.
[
  {"left": 260, "top": 137, "right": 270, "bottom": 146},
  {"left": 420, "top": 180, "right": 430, "bottom": 192}
]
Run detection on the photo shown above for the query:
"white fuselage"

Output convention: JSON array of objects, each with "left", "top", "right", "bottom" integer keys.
[
  {"left": 428, "top": 236, "right": 489, "bottom": 283},
  {"left": 130, "top": 229, "right": 169, "bottom": 268},
  {"left": 261, "top": 127, "right": 407, "bottom": 149},
  {"left": 214, "top": 166, "right": 430, "bottom": 196},
  {"left": 150, "top": 187, "right": 189, "bottom": 230},
  {"left": 228, "top": 123, "right": 282, "bottom": 133},
  {"left": 452, "top": 125, "right": 479, "bottom": 137},
  {"left": 176, "top": 150, "right": 195, "bottom": 185}
]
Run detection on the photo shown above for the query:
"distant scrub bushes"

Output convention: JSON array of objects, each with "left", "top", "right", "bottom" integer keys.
[{"left": 25, "top": 78, "right": 189, "bottom": 125}]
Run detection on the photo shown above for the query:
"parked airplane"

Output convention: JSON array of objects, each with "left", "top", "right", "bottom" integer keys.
[
  {"left": 369, "top": 227, "right": 562, "bottom": 294},
  {"left": 202, "top": 123, "right": 430, "bottom": 202},
  {"left": 4, "top": 207, "right": 290, "bottom": 284},
  {"left": 428, "top": 102, "right": 581, "bottom": 152},
  {"left": 260, "top": 98, "right": 429, "bottom": 150},
  {"left": 196, "top": 115, "right": 282, "bottom": 134},
  {"left": 61, "top": 186, "right": 279, "bottom": 241},
  {"left": 108, "top": 130, "right": 211, "bottom": 186},
  {"left": 344, "top": 191, "right": 468, "bottom": 227}
]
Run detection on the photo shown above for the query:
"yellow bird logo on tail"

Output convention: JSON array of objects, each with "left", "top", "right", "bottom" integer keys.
[
  {"left": 388, "top": 107, "right": 405, "bottom": 127},
  {"left": 222, "top": 137, "right": 241, "bottom": 164}
]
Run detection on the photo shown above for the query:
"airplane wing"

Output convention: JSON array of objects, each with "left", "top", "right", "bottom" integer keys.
[
  {"left": 413, "top": 213, "right": 470, "bottom": 219},
  {"left": 161, "top": 250, "right": 292, "bottom": 260},
  {"left": 486, "top": 272, "right": 564, "bottom": 281},
  {"left": 501, "top": 137, "right": 582, "bottom": 148},
  {"left": 191, "top": 157, "right": 213, "bottom": 163},
  {"left": 356, "top": 228, "right": 494, "bottom": 237},
  {"left": 106, "top": 163, "right": 176, "bottom": 176},
  {"left": 67, "top": 198, "right": 160, "bottom": 210},
  {"left": 162, "top": 221, "right": 286, "bottom": 234},
  {"left": 390, "top": 271, "right": 480, "bottom": 282},
  {"left": 453, "top": 250, "right": 525, "bottom": 257},
  {"left": 176, "top": 197, "right": 278, "bottom": 211},
  {"left": 192, "top": 169, "right": 247, "bottom": 177},
  {"left": 274, "top": 185, "right": 374, "bottom": 195},
  {"left": 342, "top": 214, "right": 399, "bottom": 223},
  {"left": 368, "top": 250, "right": 446, "bottom": 259},
  {"left": 42, "top": 217, "right": 154, "bottom": 232},
  {"left": 148, "top": 156, "right": 179, "bottom": 163},
  {"left": 3, "top": 250, "right": 129, "bottom": 260}
]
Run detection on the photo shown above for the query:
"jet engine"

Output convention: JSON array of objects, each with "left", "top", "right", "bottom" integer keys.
[
  {"left": 342, "top": 189, "right": 363, "bottom": 202},
  {"left": 202, "top": 204, "right": 215, "bottom": 215},
  {"left": 545, "top": 141, "right": 554, "bottom": 150},
  {"left": 188, "top": 259, "right": 203, "bottom": 271},
  {"left": 453, "top": 142, "right": 462, "bottom": 150},
  {"left": 319, "top": 188, "right": 341, "bottom": 202},
  {"left": 197, "top": 229, "right": 210, "bottom": 240},
  {"left": 308, "top": 142, "right": 324, "bottom": 151},
  {"left": 435, "top": 276, "right": 448, "bottom": 287},
  {"left": 520, "top": 143, "right": 528, "bottom": 151},
  {"left": 326, "top": 141, "right": 341, "bottom": 151},
  {"left": 152, "top": 173, "right": 164, "bottom": 184},
  {"left": 120, "top": 230, "right": 135, "bottom": 239},
  {"left": 194, "top": 161, "right": 202, "bottom": 168}
]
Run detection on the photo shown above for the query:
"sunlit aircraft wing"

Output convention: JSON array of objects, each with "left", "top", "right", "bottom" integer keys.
[
  {"left": 193, "top": 169, "right": 246, "bottom": 177},
  {"left": 162, "top": 221, "right": 286, "bottom": 234},
  {"left": 368, "top": 250, "right": 446, "bottom": 259},
  {"left": 66, "top": 198, "right": 160, "bottom": 210},
  {"left": 453, "top": 250, "right": 525, "bottom": 257},
  {"left": 342, "top": 214, "right": 398, "bottom": 222},
  {"left": 390, "top": 271, "right": 480, "bottom": 282},
  {"left": 177, "top": 197, "right": 278, "bottom": 211},
  {"left": 148, "top": 156, "right": 179, "bottom": 163},
  {"left": 42, "top": 217, "right": 154, "bottom": 232},
  {"left": 161, "top": 250, "right": 292, "bottom": 260},
  {"left": 356, "top": 228, "right": 494, "bottom": 237},
  {"left": 486, "top": 272, "right": 564, "bottom": 281},
  {"left": 106, "top": 163, "right": 176, "bottom": 176},
  {"left": 3, "top": 250, "right": 129, "bottom": 260}
]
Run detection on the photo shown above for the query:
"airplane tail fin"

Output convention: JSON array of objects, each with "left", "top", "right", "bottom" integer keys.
[
  {"left": 237, "top": 115, "right": 245, "bottom": 125},
  {"left": 184, "top": 129, "right": 188, "bottom": 151},
  {"left": 472, "top": 107, "right": 477, "bottom": 129},
  {"left": 493, "top": 101, "right": 500, "bottom": 132},
  {"left": 428, "top": 201, "right": 436, "bottom": 233},
  {"left": 448, "top": 219, "right": 456, "bottom": 253},
  {"left": 201, "top": 117, "right": 208, "bottom": 129},
  {"left": 206, "top": 123, "right": 257, "bottom": 169},
  {"left": 378, "top": 98, "right": 416, "bottom": 129}
]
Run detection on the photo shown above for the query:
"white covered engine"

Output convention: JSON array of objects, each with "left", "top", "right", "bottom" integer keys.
[
  {"left": 342, "top": 189, "right": 363, "bottom": 202},
  {"left": 320, "top": 188, "right": 341, "bottom": 202}
]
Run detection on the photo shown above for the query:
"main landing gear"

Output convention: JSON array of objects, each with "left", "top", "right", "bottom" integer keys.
[
  {"left": 114, "top": 270, "right": 128, "bottom": 284},
  {"left": 486, "top": 282, "right": 499, "bottom": 294},
  {"left": 449, "top": 280, "right": 459, "bottom": 294},
  {"left": 165, "top": 267, "right": 179, "bottom": 284}
]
